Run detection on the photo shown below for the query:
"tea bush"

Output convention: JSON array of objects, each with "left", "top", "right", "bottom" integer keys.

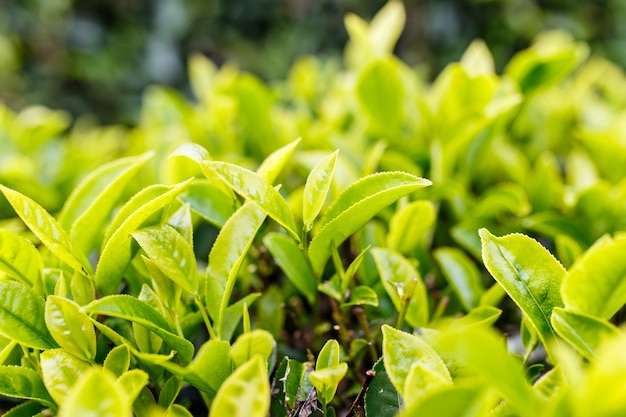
[{"left": 2, "top": 2, "right": 626, "bottom": 416}]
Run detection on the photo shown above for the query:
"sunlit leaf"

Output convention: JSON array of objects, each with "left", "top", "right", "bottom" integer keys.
[
  {"left": 479, "top": 228, "right": 565, "bottom": 349},
  {"left": 0, "top": 185, "right": 91, "bottom": 275},
  {"left": 40, "top": 349, "right": 91, "bottom": 404},
  {"left": 210, "top": 355, "right": 270, "bottom": 417},
  {"left": 302, "top": 150, "right": 338, "bottom": 231},
  {"left": 0, "top": 280, "right": 57, "bottom": 350},
  {"left": 45, "top": 295, "right": 97, "bottom": 361},
  {"left": 203, "top": 161, "right": 299, "bottom": 240},
  {"left": 59, "top": 368, "right": 131, "bottom": 417},
  {"left": 309, "top": 172, "right": 431, "bottom": 274},
  {"left": 0, "top": 229, "right": 42, "bottom": 286},
  {"left": 58, "top": 152, "right": 153, "bottom": 254}
]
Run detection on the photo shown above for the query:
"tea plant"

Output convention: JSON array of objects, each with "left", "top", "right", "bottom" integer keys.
[{"left": 2, "top": 1, "right": 626, "bottom": 416}]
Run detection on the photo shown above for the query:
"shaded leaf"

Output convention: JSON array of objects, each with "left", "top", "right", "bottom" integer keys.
[
  {"left": 179, "top": 180, "right": 236, "bottom": 228},
  {"left": 85, "top": 295, "right": 194, "bottom": 364},
  {"left": 263, "top": 232, "right": 316, "bottom": 304},
  {"left": 371, "top": 249, "right": 428, "bottom": 328},
  {"left": 364, "top": 357, "right": 400, "bottom": 417},
  {"left": 434, "top": 247, "right": 484, "bottom": 312}
]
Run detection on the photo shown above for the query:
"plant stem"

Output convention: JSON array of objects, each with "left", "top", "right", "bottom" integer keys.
[
  {"left": 353, "top": 306, "right": 378, "bottom": 361},
  {"left": 194, "top": 294, "right": 216, "bottom": 340}
]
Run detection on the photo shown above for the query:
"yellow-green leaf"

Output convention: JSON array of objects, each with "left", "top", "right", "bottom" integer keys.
[
  {"left": 302, "top": 150, "right": 338, "bottom": 231},
  {"left": 45, "top": 296, "right": 97, "bottom": 361},
  {"left": 59, "top": 368, "right": 131, "bottom": 417},
  {"left": 210, "top": 355, "right": 270, "bottom": 417}
]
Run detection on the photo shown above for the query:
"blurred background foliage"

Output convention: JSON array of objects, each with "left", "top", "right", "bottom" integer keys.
[{"left": 0, "top": 0, "right": 624, "bottom": 125}]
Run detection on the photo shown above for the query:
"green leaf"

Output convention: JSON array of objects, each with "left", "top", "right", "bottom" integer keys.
[
  {"left": 206, "top": 201, "right": 266, "bottom": 338},
  {"left": 133, "top": 225, "right": 198, "bottom": 295},
  {"left": 45, "top": 295, "right": 97, "bottom": 361},
  {"left": 0, "top": 280, "right": 57, "bottom": 350},
  {"left": 479, "top": 228, "right": 565, "bottom": 349},
  {"left": 0, "top": 229, "right": 42, "bottom": 286},
  {"left": 104, "top": 345, "right": 130, "bottom": 377},
  {"left": 256, "top": 138, "right": 301, "bottom": 184},
  {"left": 179, "top": 179, "right": 236, "bottom": 228},
  {"left": 165, "top": 202, "right": 194, "bottom": 245},
  {"left": 371, "top": 249, "right": 429, "bottom": 328},
  {"left": 356, "top": 58, "right": 404, "bottom": 128},
  {"left": 210, "top": 355, "right": 270, "bottom": 417},
  {"left": 58, "top": 152, "right": 153, "bottom": 254},
  {"left": 203, "top": 161, "right": 299, "bottom": 240},
  {"left": 40, "top": 349, "right": 91, "bottom": 404},
  {"left": 561, "top": 234, "right": 626, "bottom": 319},
  {"left": 85, "top": 295, "right": 194, "bottom": 364},
  {"left": 309, "top": 363, "right": 348, "bottom": 406},
  {"left": 381, "top": 325, "right": 450, "bottom": 400},
  {"left": 398, "top": 384, "right": 488, "bottom": 417},
  {"left": 364, "top": 358, "right": 400, "bottom": 417},
  {"left": 117, "top": 369, "right": 149, "bottom": 404},
  {"left": 551, "top": 307, "right": 619, "bottom": 360},
  {"left": 387, "top": 200, "right": 436, "bottom": 254},
  {"left": 302, "top": 150, "right": 338, "bottom": 231},
  {"left": 434, "top": 247, "right": 484, "bottom": 312},
  {"left": 316, "top": 339, "right": 341, "bottom": 370},
  {"left": 271, "top": 358, "right": 305, "bottom": 414},
  {"left": 158, "top": 376, "right": 182, "bottom": 409},
  {"left": 263, "top": 232, "right": 316, "bottom": 304},
  {"left": 2, "top": 401, "right": 46, "bottom": 417},
  {"left": 95, "top": 181, "right": 190, "bottom": 295},
  {"left": 432, "top": 325, "right": 541, "bottom": 417},
  {"left": 0, "top": 185, "right": 92, "bottom": 275},
  {"left": 342, "top": 285, "right": 379, "bottom": 308},
  {"left": 0, "top": 365, "right": 55, "bottom": 408},
  {"left": 403, "top": 359, "right": 453, "bottom": 408},
  {"left": 231, "top": 329, "right": 275, "bottom": 368},
  {"left": 220, "top": 293, "right": 262, "bottom": 342},
  {"left": 188, "top": 339, "right": 233, "bottom": 395},
  {"left": 309, "top": 172, "right": 431, "bottom": 274},
  {"left": 59, "top": 368, "right": 131, "bottom": 417}
]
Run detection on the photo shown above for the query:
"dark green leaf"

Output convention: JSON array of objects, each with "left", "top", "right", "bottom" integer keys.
[
  {"left": 263, "top": 232, "right": 316, "bottom": 304},
  {"left": 364, "top": 358, "right": 400, "bottom": 417}
]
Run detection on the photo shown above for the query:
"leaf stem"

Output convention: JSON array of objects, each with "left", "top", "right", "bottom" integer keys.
[{"left": 194, "top": 294, "right": 216, "bottom": 340}]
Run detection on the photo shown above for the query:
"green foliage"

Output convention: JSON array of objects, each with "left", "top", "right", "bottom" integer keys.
[{"left": 4, "top": 2, "right": 626, "bottom": 416}]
